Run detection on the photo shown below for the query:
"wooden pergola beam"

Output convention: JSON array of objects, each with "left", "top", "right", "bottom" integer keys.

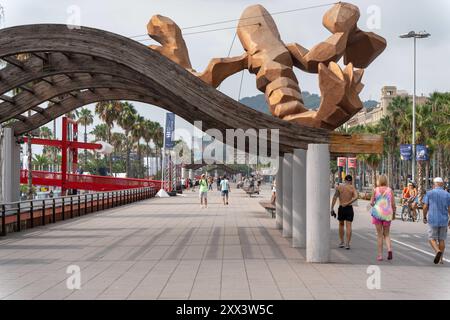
[
  {"left": 0, "top": 24, "right": 383, "bottom": 155},
  {"left": 2, "top": 56, "right": 24, "bottom": 69}
]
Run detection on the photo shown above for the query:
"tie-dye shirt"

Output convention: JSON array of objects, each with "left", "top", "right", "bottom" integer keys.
[{"left": 370, "top": 187, "right": 394, "bottom": 221}]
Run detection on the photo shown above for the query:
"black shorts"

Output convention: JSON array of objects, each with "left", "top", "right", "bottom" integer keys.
[{"left": 338, "top": 205, "right": 354, "bottom": 222}]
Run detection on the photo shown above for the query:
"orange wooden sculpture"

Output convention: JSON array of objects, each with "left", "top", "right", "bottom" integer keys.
[{"left": 147, "top": 2, "right": 386, "bottom": 130}]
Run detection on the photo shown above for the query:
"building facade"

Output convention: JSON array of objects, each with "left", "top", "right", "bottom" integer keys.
[{"left": 346, "top": 86, "right": 428, "bottom": 128}]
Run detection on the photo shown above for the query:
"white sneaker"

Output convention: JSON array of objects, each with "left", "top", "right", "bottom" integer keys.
[{"left": 339, "top": 242, "right": 345, "bottom": 248}]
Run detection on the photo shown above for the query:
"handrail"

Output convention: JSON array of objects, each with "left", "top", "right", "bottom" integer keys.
[
  {"left": 1, "top": 186, "right": 157, "bottom": 237},
  {"left": 0, "top": 187, "right": 149, "bottom": 206}
]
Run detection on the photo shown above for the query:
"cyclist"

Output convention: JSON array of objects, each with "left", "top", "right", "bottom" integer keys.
[{"left": 402, "top": 182, "right": 418, "bottom": 221}]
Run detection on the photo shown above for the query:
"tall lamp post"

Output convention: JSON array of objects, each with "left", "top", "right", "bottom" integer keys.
[{"left": 399, "top": 31, "right": 430, "bottom": 182}]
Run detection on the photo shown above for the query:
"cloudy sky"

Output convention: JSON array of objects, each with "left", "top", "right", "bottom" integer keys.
[{"left": 2, "top": 0, "right": 449, "bottom": 143}]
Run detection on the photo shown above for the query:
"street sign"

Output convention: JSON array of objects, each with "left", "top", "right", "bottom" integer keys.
[
  {"left": 400, "top": 144, "right": 412, "bottom": 160},
  {"left": 416, "top": 144, "right": 429, "bottom": 161}
]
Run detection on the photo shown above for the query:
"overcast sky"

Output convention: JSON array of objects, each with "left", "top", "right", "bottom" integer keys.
[{"left": 2, "top": 0, "right": 449, "bottom": 144}]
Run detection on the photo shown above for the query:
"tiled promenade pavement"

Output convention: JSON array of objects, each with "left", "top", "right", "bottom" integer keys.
[{"left": 0, "top": 185, "right": 449, "bottom": 300}]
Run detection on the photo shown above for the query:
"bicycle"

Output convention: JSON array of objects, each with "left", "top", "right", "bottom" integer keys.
[{"left": 401, "top": 199, "right": 422, "bottom": 222}]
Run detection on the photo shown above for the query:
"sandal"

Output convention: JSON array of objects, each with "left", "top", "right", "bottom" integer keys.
[
  {"left": 377, "top": 255, "right": 383, "bottom": 261},
  {"left": 434, "top": 251, "right": 442, "bottom": 264}
]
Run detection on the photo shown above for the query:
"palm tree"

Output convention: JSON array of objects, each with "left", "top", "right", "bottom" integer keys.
[
  {"left": 39, "top": 126, "right": 53, "bottom": 139},
  {"left": 153, "top": 125, "right": 164, "bottom": 176},
  {"left": 384, "top": 96, "right": 409, "bottom": 188},
  {"left": 111, "top": 132, "right": 127, "bottom": 175},
  {"left": 117, "top": 102, "right": 137, "bottom": 177},
  {"left": 142, "top": 120, "right": 158, "bottom": 178},
  {"left": 90, "top": 123, "right": 109, "bottom": 142},
  {"left": 33, "top": 154, "right": 50, "bottom": 171},
  {"left": 95, "top": 101, "right": 123, "bottom": 175},
  {"left": 130, "top": 115, "right": 146, "bottom": 178},
  {"left": 427, "top": 92, "right": 450, "bottom": 179},
  {"left": 76, "top": 108, "right": 94, "bottom": 169}
]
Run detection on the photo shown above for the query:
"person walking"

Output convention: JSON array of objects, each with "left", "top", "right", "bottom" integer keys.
[
  {"left": 331, "top": 175, "right": 358, "bottom": 249},
  {"left": 220, "top": 175, "right": 230, "bottom": 205},
  {"left": 216, "top": 176, "right": 221, "bottom": 191},
  {"left": 199, "top": 174, "right": 208, "bottom": 208},
  {"left": 369, "top": 175, "right": 396, "bottom": 261},
  {"left": 208, "top": 176, "right": 213, "bottom": 191},
  {"left": 423, "top": 177, "right": 450, "bottom": 264}
]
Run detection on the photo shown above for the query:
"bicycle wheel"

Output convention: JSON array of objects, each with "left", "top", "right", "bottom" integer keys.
[
  {"left": 416, "top": 208, "right": 422, "bottom": 222},
  {"left": 401, "top": 206, "right": 409, "bottom": 221}
]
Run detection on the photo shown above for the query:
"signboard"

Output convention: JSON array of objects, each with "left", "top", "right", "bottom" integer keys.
[
  {"left": 337, "top": 157, "right": 346, "bottom": 167},
  {"left": 400, "top": 144, "right": 412, "bottom": 161},
  {"left": 348, "top": 157, "right": 357, "bottom": 168},
  {"left": 416, "top": 145, "right": 429, "bottom": 161},
  {"left": 164, "top": 113, "right": 175, "bottom": 149}
]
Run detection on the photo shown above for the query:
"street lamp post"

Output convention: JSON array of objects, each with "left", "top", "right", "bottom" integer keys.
[{"left": 399, "top": 31, "right": 430, "bottom": 182}]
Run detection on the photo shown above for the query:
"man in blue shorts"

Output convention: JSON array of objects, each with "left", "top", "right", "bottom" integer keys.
[
  {"left": 220, "top": 175, "right": 230, "bottom": 205},
  {"left": 423, "top": 177, "right": 450, "bottom": 264}
]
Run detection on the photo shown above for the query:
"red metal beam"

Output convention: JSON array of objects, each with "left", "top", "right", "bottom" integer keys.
[{"left": 22, "top": 137, "right": 102, "bottom": 150}]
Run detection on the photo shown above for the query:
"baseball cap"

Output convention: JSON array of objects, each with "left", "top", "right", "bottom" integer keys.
[{"left": 434, "top": 177, "right": 444, "bottom": 183}]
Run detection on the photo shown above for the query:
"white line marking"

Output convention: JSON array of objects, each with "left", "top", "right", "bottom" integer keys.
[
  {"left": 390, "top": 238, "right": 450, "bottom": 263},
  {"left": 353, "top": 232, "right": 450, "bottom": 263}
]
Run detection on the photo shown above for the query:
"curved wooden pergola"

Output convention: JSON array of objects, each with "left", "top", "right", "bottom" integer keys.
[{"left": 0, "top": 24, "right": 381, "bottom": 155}]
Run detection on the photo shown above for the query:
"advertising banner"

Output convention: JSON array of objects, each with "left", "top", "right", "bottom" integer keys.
[
  {"left": 416, "top": 144, "right": 429, "bottom": 161},
  {"left": 400, "top": 144, "right": 412, "bottom": 160},
  {"left": 347, "top": 157, "right": 357, "bottom": 168},
  {"left": 164, "top": 113, "right": 175, "bottom": 149},
  {"left": 337, "top": 157, "right": 346, "bottom": 167}
]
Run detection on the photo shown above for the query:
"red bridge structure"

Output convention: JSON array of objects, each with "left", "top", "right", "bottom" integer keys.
[
  {"left": 21, "top": 117, "right": 161, "bottom": 193},
  {"left": 20, "top": 170, "right": 161, "bottom": 192}
]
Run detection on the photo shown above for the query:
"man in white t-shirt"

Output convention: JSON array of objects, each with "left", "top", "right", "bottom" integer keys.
[{"left": 220, "top": 175, "right": 230, "bottom": 205}]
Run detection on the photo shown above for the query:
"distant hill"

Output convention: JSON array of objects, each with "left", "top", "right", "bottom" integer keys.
[{"left": 239, "top": 93, "right": 379, "bottom": 114}]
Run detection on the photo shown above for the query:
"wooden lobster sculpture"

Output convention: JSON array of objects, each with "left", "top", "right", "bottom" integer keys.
[{"left": 147, "top": 2, "right": 386, "bottom": 130}]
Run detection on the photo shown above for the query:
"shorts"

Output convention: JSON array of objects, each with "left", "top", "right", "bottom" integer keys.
[
  {"left": 221, "top": 190, "right": 229, "bottom": 197},
  {"left": 338, "top": 206, "right": 354, "bottom": 222},
  {"left": 428, "top": 225, "right": 448, "bottom": 241},
  {"left": 372, "top": 216, "right": 391, "bottom": 227},
  {"left": 199, "top": 191, "right": 207, "bottom": 200}
]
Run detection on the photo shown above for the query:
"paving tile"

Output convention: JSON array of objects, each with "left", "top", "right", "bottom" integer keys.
[{"left": 2, "top": 186, "right": 450, "bottom": 300}]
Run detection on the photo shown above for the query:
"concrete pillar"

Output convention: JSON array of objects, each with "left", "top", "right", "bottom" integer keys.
[
  {"left": 1, "top": 127, "right": 21, "bottom": 203},
  {"left": 282, "top": 153, "right": 293, "bottom": 237},
  {"left": 306, "top": 144, "right": 330, "bottom": 263},
  {"left": 275, "top": 155, "right": 283, "bottom": 229},
  {"left": 189, "top": 169, "right": 194, "bottom": 180},
  {"left": 292, "top": 149, "right": 307, "bottom": 248}
]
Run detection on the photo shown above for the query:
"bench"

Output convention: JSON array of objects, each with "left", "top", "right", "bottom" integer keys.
[
  {"left": 259, "top": 201, "right": 275, "bottom": 218},
  {"left": 243, "top": 186, "right": 259, "bottom": 197}
]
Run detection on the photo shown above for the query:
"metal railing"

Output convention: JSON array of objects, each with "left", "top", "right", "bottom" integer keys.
[{"left": 1, "top": 187, "right": 156, "bottom": 237}]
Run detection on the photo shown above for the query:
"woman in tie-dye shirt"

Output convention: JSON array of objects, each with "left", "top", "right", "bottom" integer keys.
[{"left": 370, "top": 175, "right": 396, "bottom": 261}]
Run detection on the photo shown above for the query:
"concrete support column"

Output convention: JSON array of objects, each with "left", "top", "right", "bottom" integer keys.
[
  {"left": 1, "top": 127, "right": 21, "bottom": 203},
  {"left": 189, "top": 169, "right": 194, "bottom": 180},
  {"left": 292, "top": 149, "right": 307, "bottom": 248},
  {"left": 306, "top": 144, "right": 330, "bottom": 263},
  {"left": 275, "top": 156, "right": 283, "bottom": 229},
  {"left": 282, "top": 153, "right": 293, "bottom": 237}
]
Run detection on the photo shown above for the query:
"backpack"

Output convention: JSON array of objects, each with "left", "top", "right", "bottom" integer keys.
[{"left": 370, "top": 187, "right": 393, "bottom": 221}]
